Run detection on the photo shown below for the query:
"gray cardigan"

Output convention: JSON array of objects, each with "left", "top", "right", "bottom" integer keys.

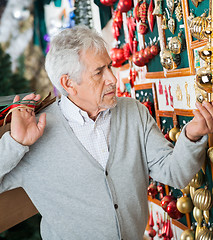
[{"left": 0, "top": 97, "right": 207, "bottom": 240}]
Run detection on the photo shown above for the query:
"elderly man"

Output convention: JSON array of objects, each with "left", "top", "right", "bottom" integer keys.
[{"left": 0, "top": 25, "right": 211, "bottom": 240}]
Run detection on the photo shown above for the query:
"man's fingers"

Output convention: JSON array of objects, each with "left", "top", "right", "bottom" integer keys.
[
  {"left": 13, "top": 95, "right": 20, "bottom": 103},
  {"left": 195, "top": 101, "right": 213, "bottom": 131},
  {"left": 37, "top": 113, "right": 46, "bottom": 135},
  {"left": 22, "top": 93, "right": 41, "bottom": 104}
]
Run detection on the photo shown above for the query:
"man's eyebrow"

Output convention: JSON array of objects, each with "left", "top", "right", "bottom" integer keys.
[{"left": 94, "top": 61, "right": 112, "bottom": 72}]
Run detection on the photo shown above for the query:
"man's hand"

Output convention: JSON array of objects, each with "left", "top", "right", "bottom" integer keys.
[
  {"left": 10, "top": 93, "right": 46, "bottom": 146},
  {"left": 186, "top": 101, "right": 213, "bottom": 142}
]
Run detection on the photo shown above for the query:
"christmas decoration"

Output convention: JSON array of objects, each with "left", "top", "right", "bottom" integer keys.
[
  {"left": 168, "top": 32, "right": 184, "bottom": 54},
  {"left": 148, "top": 181, "right": 158, "bottom": 198},
  {"left": 169, "top": 127, "right": 180, "bottom": 142},
  {"left": 148, "top": 207, "right": 157, "bottom": 240},
  {"left": 100, "top": 0, "right": 117, "bottom": 6},
  {"left": 177, "top": 195, "right": 193, "bottom": 214},
  {"left": 180, "top": 228, "right": 195, "bottom": 240},
  {"left": 112, "top": 10, "right": 123, "bottom": 41},
  {"left": 117, "top": 0, "right": 133, "bottom": 13},
  {"left": 110, "top": 47, "right": 126, "bottom": 67},
  {"left": 152, "top": 0, "right": 163, "bottom": 16},
  {"left": 138, "top": 0, "right": 148, "bottom": 34},
  {"left": 126, "top": 15, "right": 136, "bottom": 54},
  {"left": 175, "top": 0, "right": 183, "bottom": 22},
  {"left": 147, "top": 0, "right": 155, "bottom": 32}
]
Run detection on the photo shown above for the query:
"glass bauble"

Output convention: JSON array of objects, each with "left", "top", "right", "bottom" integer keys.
[
  {"left": 193, "top": 186, "right": 212, "bottom": 211},
  {"left": 198, "top": 44, "right": 212, "bottom": 63},
  {"left": 202, "top": 15, "right": 212, "bottom": 39},
  {"left": 160, "top": 49, "right": 181, "bottom": 70},
  {"left": 168, "top": 37, "right": 182, "bottom": 54},
  {"left": 177, "top": 196, "right": 193, "bottom": 214},
  {"left": 197, "top": 227, "right": 213, "bottom": 240},
  {"left": 180, "top": 229, "right": 195, "bottom": 240},
  {"left": 196, "top": 64, "right": 213, "bottom": 93},
  {"left": 189, "top": 12, "right": 207, "bottom": 40},
  {"left": 189, "top": 171, "right": 204, "bottom": 188}
]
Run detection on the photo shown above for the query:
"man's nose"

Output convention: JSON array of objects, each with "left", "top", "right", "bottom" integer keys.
[{"left": 105, "top": 70, "right": 117, "bottom": 85}]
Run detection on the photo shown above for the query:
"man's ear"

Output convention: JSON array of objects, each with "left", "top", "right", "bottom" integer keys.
[{"left": 60, "top": 74, "right": 77, "bottom": 95}]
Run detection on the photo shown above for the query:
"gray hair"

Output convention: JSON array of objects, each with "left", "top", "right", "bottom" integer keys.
[{"left": 45, "top": 25, "right": 107, "bottom": 96}]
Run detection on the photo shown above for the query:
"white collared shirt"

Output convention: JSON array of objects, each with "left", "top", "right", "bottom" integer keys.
[{"left": 59, "top": 95, "right": 111, "bottom": 169}]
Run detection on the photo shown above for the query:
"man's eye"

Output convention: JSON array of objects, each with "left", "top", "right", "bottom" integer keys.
[{"left": 96, "top": 71, "right": 102, "bottom": 75}]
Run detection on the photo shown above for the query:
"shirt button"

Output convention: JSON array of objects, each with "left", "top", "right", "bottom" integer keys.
[
  {"left": 105, "top": 170, "right": 108, "bottom": 176},
  {"left": 114, "top": 204, "right": 118, "bottom": 209}
]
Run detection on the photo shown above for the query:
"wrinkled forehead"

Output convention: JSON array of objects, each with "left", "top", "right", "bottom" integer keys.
[{"left": 79, "top": 47, "right": 110, "bottom": 68}]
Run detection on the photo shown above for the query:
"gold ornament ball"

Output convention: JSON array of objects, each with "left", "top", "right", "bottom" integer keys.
[
  {"left": 177, "top": 196, "right": 193, "bottom": 214},
  {"left": 181, "top": 185, "right": 190, "bottom": 195},
  {"left": 180, "top": 229, "right": 195, "bottom": 240},
  {"left": 169, "top": 127, "right": 180, "bottom": 142},
  {"left": 175, "top": 131, "right": 181, "bottom": 141},
  {"left": 207, "top": 147, "right": 213, "bottom": 163}
]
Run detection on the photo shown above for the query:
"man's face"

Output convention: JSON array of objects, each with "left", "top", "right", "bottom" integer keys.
[{"left": 70, "top": 48, "right": 117, "bottom": 116}]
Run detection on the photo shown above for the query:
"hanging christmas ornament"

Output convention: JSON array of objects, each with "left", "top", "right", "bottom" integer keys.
[
  {"left": 166, "top": 0, "right": 174, "bottom": 15},
  {"left": 133, "top": 49, "right": 146, "bottom": 66},
  {"left": 168, "top": 85, "right": 173, "bottom": 108},
  {"left": 148, "top": 0, "right": 155, "bottom": 32},
  {"left": 177, "top": 195, "right": 193, "bottom": 214},
  {"left": 180, "top": 228, "right": 195, "bottom": 240},
  {"left": 166, "top": 218, "right": 173, "bottom": 240},
  {"left": 123, "top": 43, "right": 131, "bottom": 60},
  {"left": 157, "top": 183, "right": 164, "bottom": 199},
  {"left": 150, "top": 41, "right": 160, "bottom": 56},
  {"left": 144, "top": 44, "right": 154, "bottom": 60},
  {"left": 166, "top": 199, "right": 183, "bottom": 220},
  {"left": 176, "top": 84, "right": 182, "bottom": 101},
  {"left": 100, "top": 0, "right": 117, "bottom": 6},
  {"left": 148, "top": 206, "right": 157, "bottom": 240},
  {"left": 117, "top": 0, "right": 133, "bottom": 13},
  {"left": 185, "top": 82, "right": 190, "bottom": 108},
  {"left": 169, "top": 126, "right": 180, "bottom": 142},
  {"left": 193, "top": 206, "right": 203, "bottom": 238},
  {"left": 162, "top": 11, "right": 168, "bottom": 29},
  {"left": 110, "top": 47, "right": 126, "bottom": 67},
  {"left": 165, "top": 129, "right": 172, "bottom": 142},
  {"left": 159, "top": 80, "right": 163, "bottom": 94},
  {"left": 189, "top": 12, "right": 207, "bottom": 40},
  {"left": 187, "top": 9, "right": 195, "bottom": 27},
  {"left": 168, "top": 15, "right": 176, "bottom": 34},
  {"left": 129, "top": 68, "right": 137, "bottom": 87},
  {"left": 207, "top": 147, "right": 213, "bottom": 163},
  {"left": 196, "top": 62, "right": 213, "bottom": 94},
  {"left": 193, "top": 186, "right": 212, "bottom": 211},
  {"left": 168, "top": 31, "right": 184, "bottom": 54},
  {"left": 133, "top": 0, "right": 141, "bottom": 22},
  {"left": 126, "top": 15, "right": 136, "bottom": 54},
  {"left": 165, "top": 85, "right": 169, "bottom": 105},
  {"left": 181, "top": 184, "right": 190, "bottom": 195},
  {"left": 202, "top": 15, "right": 212, "bottom": 40},
  {"left": 153, "top": 0, "right": 163, "bottom": 16},
  {"left": 148, "top": 181, "right": 158, "bottom": 198},
  {"left": 197, "top": 227, "right": 213, "bottom": 240},
  {"left": 112, "top": 10, "right": 123, "bottom": 41},
  {"left": 175, "top": 0, "right": 183, "bottom": 22},
  {"left": 161, "top": 194, "right": 176, "bottom": 212},
  {"left": 138, "top": 0, "right": 149, "bottom": 34},
  {"left": 160, "top": 48, "right": 181, "bottom": 70}
]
